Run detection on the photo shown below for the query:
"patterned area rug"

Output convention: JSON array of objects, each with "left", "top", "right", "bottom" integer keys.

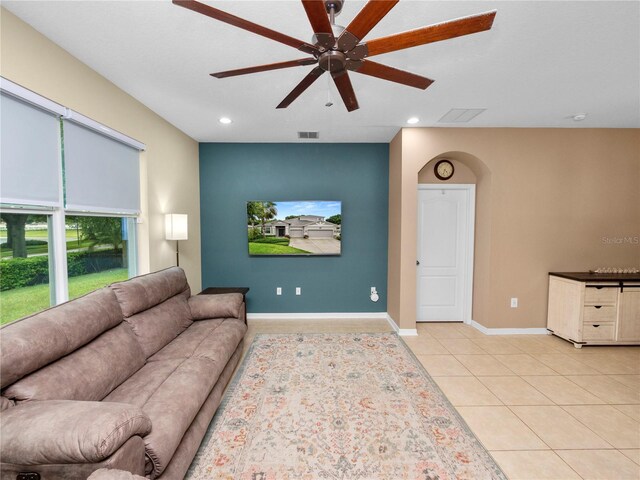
[{"left": 187, "top": 333, "right": 506, "bottom": 480}]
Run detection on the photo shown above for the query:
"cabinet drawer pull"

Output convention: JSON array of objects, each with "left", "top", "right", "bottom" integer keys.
[
  {"left": 594, "top": 305, "right": 602, "bottom": 309},
  {"left": 592, "top": 324, "right": 600, "bottom": 328}
]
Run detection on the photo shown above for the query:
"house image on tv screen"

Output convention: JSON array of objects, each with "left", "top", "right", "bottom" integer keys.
[
  {"left": 246, "top": 201, "right": 341, "bottom": 256},
  {"left": 264, "top": 215, "right": 339, "bottom": 239}
]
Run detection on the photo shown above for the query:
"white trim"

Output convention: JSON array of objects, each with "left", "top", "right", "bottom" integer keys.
[
  {"left": 385, "top": 314, "right": 418, "bottom": 336},
  {"left": 0, "top": 198, "right": 60, "bottom": 209},
  {"left": 51, "top": 209, "right": 69, "bottom": 304},
  {"left": 0, "top": 77, "right": 66, "bottom": 116},
  {"left": 247, "top": 312, "right": 389, "bottom": 321},
  {"left": 0, "top": 204, "right": 56, "bottom": 213},
  {"left": 470, "top": 320, "right": 548, "bottom": 335},
  {"left": 398, "top": 329, "right": 419, "bottom": 336},
  {"left": 65, "top": 206, "right": 140, "bottom": 216},
  {"left": 0, "top": 78, "right": 145, "bottom": 151},
  {"left": 63, "top": 110, "right": 146, "bottom": 151},
  {"left": 387, "top": 313, "right": 399, "bottom": 333},
  {"left": 417, "top": 184, "right": 476, "bottom": 325}
]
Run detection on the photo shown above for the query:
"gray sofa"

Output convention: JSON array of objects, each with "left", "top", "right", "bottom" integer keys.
[{"left": 0, "top": 267, "right": 247, "bottom": 480}]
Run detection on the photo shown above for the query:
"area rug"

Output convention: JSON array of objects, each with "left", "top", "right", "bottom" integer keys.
[{"left": 187, "top": 333, "right": 506, "bottom": 480}]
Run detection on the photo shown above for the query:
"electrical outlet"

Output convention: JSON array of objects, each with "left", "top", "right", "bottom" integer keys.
[
  {"left": 510, "top": 297, "right": 518, "bottom": 308},
  {"left": 296, "top": 287, "right": 301, "bottom": 296},
  {"left": 276, "top": 287, "right": 282, "bottom": 296}
]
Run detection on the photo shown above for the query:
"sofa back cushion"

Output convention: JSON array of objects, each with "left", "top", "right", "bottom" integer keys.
[
  {"left": 110, "top": 267, "right": 193, "bottom": 358},
  {"left": 0, "top": 287, "right": 122, "bottom": 389},
  {"left": 4, "top": 322, "right": 145, "bottom": 403}
]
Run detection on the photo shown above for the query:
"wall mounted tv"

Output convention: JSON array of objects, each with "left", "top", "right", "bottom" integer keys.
[{"left": 247, "top": 201, "right": 341, "bottom": 256}]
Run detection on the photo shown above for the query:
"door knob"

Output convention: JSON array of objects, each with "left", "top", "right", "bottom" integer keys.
[{"left": 416, "top": 260, "right": 420, "bottom": 266}]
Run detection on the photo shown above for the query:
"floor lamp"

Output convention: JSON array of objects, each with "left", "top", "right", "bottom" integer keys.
[{"left": 165, "top": 213, "right": 188, "bottom": 267}]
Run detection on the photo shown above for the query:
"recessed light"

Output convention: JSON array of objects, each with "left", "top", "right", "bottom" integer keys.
[
  {"left": 572, "top": 113, "right": 587, "bottom": 121},
  {"left": 219, "top": 117, "right": 232, "bottom": 124},
  {"left": 406, "top": 117, "right": 419, "bottom": 124}
]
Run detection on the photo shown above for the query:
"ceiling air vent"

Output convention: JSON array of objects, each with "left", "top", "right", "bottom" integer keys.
[
  {"left": 298, "top": 131, "right": 319, "bottom": 139},
  {"left": 438, "top": 108, "right": 486, "bottom": 123}
]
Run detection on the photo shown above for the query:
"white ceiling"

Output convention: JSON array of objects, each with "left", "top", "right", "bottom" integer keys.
[{"left": 4, "top": 0, "right": 639, "bottom": 142}]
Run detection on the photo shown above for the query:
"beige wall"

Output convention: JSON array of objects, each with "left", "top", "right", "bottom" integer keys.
[
  {"left": 0, "top": 9, "right": 202, "bottom": 290},
  {"left": 389, "top": 128, "right": 640, "bottom": 330},
  {"left": 387, "top": 131, "right": 403, "bottom": 327},
  {"left": 418, "top": 157, "right": 477, "bottom": 184}
]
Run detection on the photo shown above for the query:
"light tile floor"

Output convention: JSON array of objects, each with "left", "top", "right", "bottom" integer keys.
[{"left": 240, "top": 319, "right": 640, "bottom": 480}]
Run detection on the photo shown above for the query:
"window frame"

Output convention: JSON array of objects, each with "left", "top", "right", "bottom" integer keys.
[{"left": 1, "top": 78, "right": 145, "bottom": 320}]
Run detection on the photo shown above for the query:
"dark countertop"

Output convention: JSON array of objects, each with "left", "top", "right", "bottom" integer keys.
[{"left": 550, "top": 272, "right": 640, "bottom": 282}]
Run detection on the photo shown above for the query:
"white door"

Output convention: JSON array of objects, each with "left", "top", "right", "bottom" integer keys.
[{"left": 417, "top": 185, "right": 475, "bottom": 322}]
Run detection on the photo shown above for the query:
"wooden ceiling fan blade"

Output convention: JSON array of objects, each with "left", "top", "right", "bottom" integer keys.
[
  {"left": 352, "top": 60, "right": 433, "bottom": 89},
  {"left": 364, "top": 10, "right": 497, "bottom": 57},
  {"left": 212, "top": 58, "right": 318, "bottom": 79},
  {"left": 331, "top": 71, "right": 359, "bottom": 112},
  {"left": 302, "top": 0, "right": 335, "bottom": 49},
  {"left": 277, "top": 67, "right": 325, "bottom": 109},
  {"left": 173, "top": 0, "right": 319, "bottom": 55},
  {"left": 339, "top": 0, "right": 398, "bottom": 51}
]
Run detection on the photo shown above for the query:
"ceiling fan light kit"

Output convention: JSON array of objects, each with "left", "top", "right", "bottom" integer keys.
[{"left": 173, "top": 0, "right": 497, "bottom": 112}]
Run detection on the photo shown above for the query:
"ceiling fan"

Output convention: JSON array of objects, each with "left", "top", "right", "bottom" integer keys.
[{"left": 173, "top": 0, "right": 496, "bottom": 112}]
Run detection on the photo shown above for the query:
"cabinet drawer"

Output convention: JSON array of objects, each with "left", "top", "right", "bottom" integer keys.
[
  {"left": 582, "top": 322, "right": 616, "bottom": 341},
  {"left": 584, "top": 287, "right": 618, "bottom": 305},
  {"left": 583, "top": 305, "right": 617, "bottom": 323}
]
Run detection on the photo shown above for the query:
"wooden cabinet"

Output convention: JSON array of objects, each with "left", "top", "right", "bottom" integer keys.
[
  {"left": 547, "top": 273, "right": 640, "bottom": 348},
  {"left": 618, "top": 287, "right": 640, "bottom": 342}
]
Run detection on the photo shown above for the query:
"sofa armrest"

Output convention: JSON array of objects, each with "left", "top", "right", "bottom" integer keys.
[
  {"left": 0, "top": 400, "right": 151, "bottom": 465},
  {"left": 188, "top": 293, "right": 243, "bottom": 320}
]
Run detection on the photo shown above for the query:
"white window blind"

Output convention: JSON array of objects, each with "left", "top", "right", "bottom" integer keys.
[
  {"left": 63, "top": 120, "right": 140, "bottom": 214},
  {"left": 0, "top": 92, "right": 61, "bottom": 207}
]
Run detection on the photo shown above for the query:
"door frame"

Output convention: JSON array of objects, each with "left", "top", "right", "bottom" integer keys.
[{"left": 417, "top": 184, "right": 476, "bottom": 324}]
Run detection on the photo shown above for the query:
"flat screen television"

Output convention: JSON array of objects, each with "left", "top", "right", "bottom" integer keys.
[{"left": 247, "top": 201, "right": 341, "bottom": 256}]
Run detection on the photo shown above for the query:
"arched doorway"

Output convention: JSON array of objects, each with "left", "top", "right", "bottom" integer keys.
[{"left": 416, "top": 153, "right": 490, "bottom": 324}]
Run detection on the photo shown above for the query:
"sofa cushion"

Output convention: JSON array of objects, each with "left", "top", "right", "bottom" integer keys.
[
  {"left": 110, "top": 267, "right": 189, "bottom": 318},
  {"left": 150, "top": 318, "right": 246, "bottom": 367},
  {"left": 121, "top": 291, "right": 193, "bottom": 358},
  {"left": 188, "top": 293, "right": 243, "bottom": 320},
  {"left": 106, "top": 357, "right": 220, "bottom": 478},
  {"left": 4, "top": 323, "right": 145, "bottom": 403},
  {"left": 103, "top": 320, "right": 246, "bottom": 478},
  {"left": 0, "top": 287, "right": 122, "bottom": 388},
  {"left": 0, "top": 400, "right": 151, "bottom": 465},
  {"left": 103, "top": 359, "right": 185, "bottom": 408}
]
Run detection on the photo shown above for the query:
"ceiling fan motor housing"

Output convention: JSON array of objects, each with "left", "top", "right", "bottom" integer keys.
[{"left": 318, "top": 50, "right": 347, "bottom": 72}]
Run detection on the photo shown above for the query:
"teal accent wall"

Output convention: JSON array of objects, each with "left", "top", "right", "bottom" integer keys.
[{"left": 199, "top": 143, "right": 388, "bottom": 313}]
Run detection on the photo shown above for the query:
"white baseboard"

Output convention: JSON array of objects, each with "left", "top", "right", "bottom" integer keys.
[
  {"left": 385, "top": 314, "right": 418, "bottom": 336},
  {"left": 398, "top": 328, "right": 419, "bottom": 336},
  {"left": 470, "top": 320, "right": 548, "bottom": 335},
  {"left": 247, "top": 312, "right": 389, "bottom": 321}
]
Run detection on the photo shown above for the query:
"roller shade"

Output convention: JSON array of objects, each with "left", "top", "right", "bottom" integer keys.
[
  {"left": 63, "top": 120, "right": 140, "bottom": 214},
  {"left": 0, "top": 92, "right": 61, "bottom": 206}
]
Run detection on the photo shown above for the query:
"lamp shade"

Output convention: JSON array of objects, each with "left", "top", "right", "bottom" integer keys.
[{"left": 165, "top": 213, "right": 188, "bottom": 240}]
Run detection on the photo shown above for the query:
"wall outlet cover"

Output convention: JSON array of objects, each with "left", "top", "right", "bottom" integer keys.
[
  {"left": 296, "top": 287, "right": 301, "bottom": 295},
  {"left": 276, "top": 287, "right": 282, "bottom": 295},
  {"left": 510, "top": 297, "right": 518, "bottom": 308}
]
